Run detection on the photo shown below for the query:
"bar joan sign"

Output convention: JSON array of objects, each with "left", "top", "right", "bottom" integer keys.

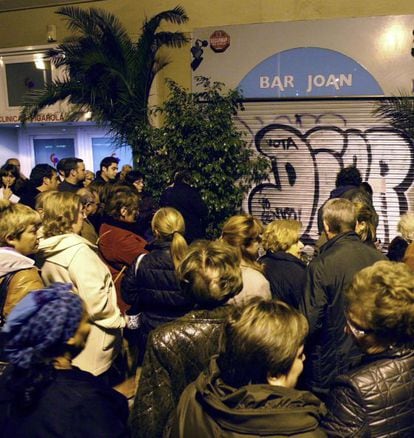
[{"left": 238, "top": 47, "right": 384, "bottom": 98}]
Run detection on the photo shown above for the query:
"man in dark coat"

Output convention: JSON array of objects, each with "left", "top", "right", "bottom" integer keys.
[
  {"left": 299, "top": 198, "right": 385, "bottom": 398},
  {"left": 160, "top": 170, "right": 208, "bottom": 243}
]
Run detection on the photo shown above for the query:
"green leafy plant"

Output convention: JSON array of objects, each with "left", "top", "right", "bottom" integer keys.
[
  {"left": 374, "top": 93, "right": 414, "bottom": 139},
  {"left": 20, "top": 5, "right": 189, "bottom": 162},
  {"left": 141, "top": 77, "right": 270, "bottom": 237}
]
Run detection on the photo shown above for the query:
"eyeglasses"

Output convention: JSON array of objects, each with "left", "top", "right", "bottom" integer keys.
[{"left": 345, "top": 316, "right": 372, "bottom": 338}]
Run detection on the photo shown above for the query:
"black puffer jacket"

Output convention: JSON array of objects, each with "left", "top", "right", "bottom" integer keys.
[
  {"left": 260, "top": 250, "right": 306, "bottom": 308},
  {"left": 166, "top": 356, "right": 327, "bottom": 437},
  {"left": 322, "top": 348, "right": 414, "bottom": 437},
  {"left": 299, "top": 232, "right": 386, "bottom": 395},
  {"left": 121, "top": 240, "right": 193, "bottom": 360},
  {"left": 130, "top": 306, "right": 233, "bottom": 438}
]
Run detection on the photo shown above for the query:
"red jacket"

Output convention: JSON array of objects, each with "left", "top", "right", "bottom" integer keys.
[{"left": 99, "top": 219, "right": 147, "bottom": 312}]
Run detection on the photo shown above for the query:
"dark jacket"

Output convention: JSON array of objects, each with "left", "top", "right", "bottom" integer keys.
[
  {"left": 18, "top": 184, "right": 41, "bottom": 209},
  {"left": 166, "top": 357, "right": 327, "bottom": 438},
  {"left": 260, "top": 250, "right": 306, "bottom": 308},
  {"left": 130, "top": 306, "right": 233, "bottom": 438},
  {"left": 0, "top": 366, "right": 129, "bottom": 438},
  {"left": 160, "top": 182, "right": 208, "bottom": 242},
  {"left": 299, "top": 232, "right": 386, "bottom": 395},
  {"left": 58, "top": 180, "right": 82, "bottom": 193},
  {"left": 322, "top": 348, "right": 414, "bottom": 437},
  {"left": 121, "top": 240, "right": 193, "bottom": 360}
]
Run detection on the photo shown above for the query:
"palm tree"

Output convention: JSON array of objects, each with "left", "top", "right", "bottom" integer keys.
[
  {"left": 375, "top": 94, "right": 414, "bottom": 139},
  {"left": 20, "top": 5, "right": 189, "bottom": 162}
]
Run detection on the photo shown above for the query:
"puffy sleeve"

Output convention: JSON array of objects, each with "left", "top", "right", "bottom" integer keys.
[
  {"left": 321, "top": 377, "right": 369, "bottom": 437},
  {"left": 4, "top": 268, "right": 44, "bottom": 317},
  {"left": 130, "top": 330, "right": 175, "bottom": 438}
]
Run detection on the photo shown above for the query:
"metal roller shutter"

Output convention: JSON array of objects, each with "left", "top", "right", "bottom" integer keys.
[{"left": 235, "top": 98, "right": 414, "bottom": 248}]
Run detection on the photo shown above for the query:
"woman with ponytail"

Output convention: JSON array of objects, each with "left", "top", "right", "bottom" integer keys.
[
  {"left": 121, "top": 208, "right": 194, "bottom": 364},
  {"left": 322, "top": 260, "right": 414, "bottom": 437}
]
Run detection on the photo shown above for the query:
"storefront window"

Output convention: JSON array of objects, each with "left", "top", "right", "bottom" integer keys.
[
  {"left": 33, "top": 138, "right": 75, "bottom": 166},
  {"left": 91, "top": 137, "right": 132, "bottom": 172}
]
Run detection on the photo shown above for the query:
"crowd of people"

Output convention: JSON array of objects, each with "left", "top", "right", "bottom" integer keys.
[{"left": 0, "top": 157, "right": 413, "bottom": 437}]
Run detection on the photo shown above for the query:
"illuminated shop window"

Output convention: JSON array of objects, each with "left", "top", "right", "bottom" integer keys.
[
  {"left": 33, "top": 138, "right": 75, "bottom": 166},
  {"left": 91, "top": 137, "right": 132, "bottom": 172}
]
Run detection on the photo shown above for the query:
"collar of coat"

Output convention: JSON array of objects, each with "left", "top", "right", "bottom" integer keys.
[{"left": 319, "top": 231, "right": 360, "bottom": 254}]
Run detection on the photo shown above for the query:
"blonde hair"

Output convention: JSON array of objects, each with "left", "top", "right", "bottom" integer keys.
[
  {"left": 0, "top": 200, "right": 41, "bottom": 246},
  {"left": 177, "top": 240, "right": 243, "bottom": 307},
  {"left": 354, "top": 202, "right": 378, "bottom": 243},
  {"left": 152, "top": 207, "right": 188, "bottom": 268},
  {"left": 221, "top": 214, "right": 264, "bottom": 272},
  {"left": 34, "top": 190, "right": 57, "bottom": 214},
  {"left": 346, "top": 260, "right": 414, "bottom": 346},
  {"left": 398, "top": 213, "right": 414, "bottom": 242},
  {"left": 262, "top": 220, "right": 302, "bottom": 252},
  {"left": 42, "top": 192, "right": 82, "bottom": 238},
  {"left": 219, "top": 298, "right": 309, "bottom": 386}
]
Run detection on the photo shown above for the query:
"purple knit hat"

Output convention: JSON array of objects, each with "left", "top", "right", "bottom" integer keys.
[{"left": 2, "top": 283, "right": 83, "bottom": 368}]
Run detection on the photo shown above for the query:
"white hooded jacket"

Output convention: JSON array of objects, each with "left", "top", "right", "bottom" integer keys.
[{"left": 38, "top": 233, "right": 125, "bottom": 376}]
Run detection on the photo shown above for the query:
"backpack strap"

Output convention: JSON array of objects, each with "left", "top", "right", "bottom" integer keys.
[{"left": 0, "top": 272, "right": 15, "bottom": 327}]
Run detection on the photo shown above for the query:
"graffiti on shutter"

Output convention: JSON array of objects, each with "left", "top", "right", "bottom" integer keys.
[{"left": 236, "top": 99, "right": 414, "bottom": 248}]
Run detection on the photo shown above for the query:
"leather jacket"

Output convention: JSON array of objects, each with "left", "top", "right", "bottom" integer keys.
[
  {"left": 130, "top": 306, "right": 233, "bottom": 438},
  {"left": 322, "top": 348, "right": 414, "bottom": 437}
]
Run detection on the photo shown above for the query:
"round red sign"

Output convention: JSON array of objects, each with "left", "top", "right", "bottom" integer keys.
[{"left": 209, "top": 30, "right": 230, "bottom": 53}]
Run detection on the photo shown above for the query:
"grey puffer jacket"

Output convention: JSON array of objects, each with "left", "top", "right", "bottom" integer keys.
[{"left": 322, "top": 348, "right": 414, "bottom": 437}]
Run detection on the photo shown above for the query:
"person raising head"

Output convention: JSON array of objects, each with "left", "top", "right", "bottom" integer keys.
[
  {"left": 122, "top": 207, "right": 192, "bottom": 365},
  {"left": 260, "top": 219, "right": 306, "bottom": 308},
  {"left": 38, "top": 191, "right": 126, "bottom": 380},
  {"left": 0, "top": 284, "right": 129, "bottom": 437},
  {"left": 323, "top": 261, "right": 414, "bottom": 437},
  {"left": 167, "top": 298, "right": 327, "bottom": 437},
  {"left": 0, "top": 200, "right": 43, "bottom": 320},
  {"left": 221, "top": 214, "right": 271, "bottom": 305}
]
